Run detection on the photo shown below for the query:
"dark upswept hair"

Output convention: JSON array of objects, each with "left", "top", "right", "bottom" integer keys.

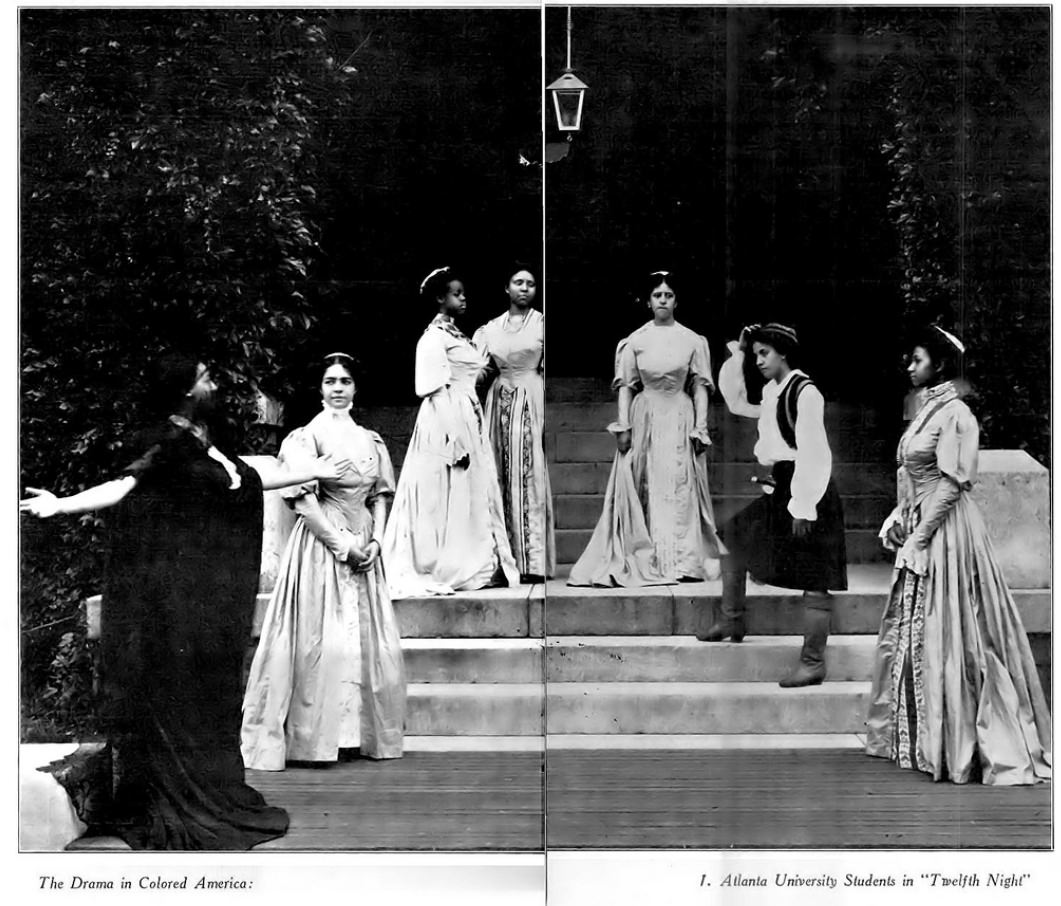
[
  {"left": 640, "top": 269, "right": 680, "bottom": 300},
  {"left": 420, "top": 266, "right": 462, "bottom": 303},
  {"left": 153, "top": 352, "right": 201, "bottom": 413},
  {"left": 504, "top": 261, "right": 538, "bottom": 285},
  {"left": 909, "top": 325, "right": 965, "bottom": 381},
  {"left": 320, "top": 351, "right": 359, "bottom": 383}
]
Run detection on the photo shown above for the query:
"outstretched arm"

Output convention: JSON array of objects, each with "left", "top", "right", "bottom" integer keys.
[
  {"left": 20, "top": 477, "right": 137, "bottom": 517},
  {"left": 718, "top": 344, "right": 761, "bottom": 419},
  {"left": 246, "top": 455, "right": 351, "bottom": 491}
]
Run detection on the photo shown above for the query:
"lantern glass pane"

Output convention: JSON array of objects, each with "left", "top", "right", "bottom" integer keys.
[{"left": 552, "top": 88, "right": 585, "bottom": 131}]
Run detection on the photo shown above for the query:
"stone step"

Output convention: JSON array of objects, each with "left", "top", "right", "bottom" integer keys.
[
  {"left": 555, "top": 526, "right": 895, "bottom": 565},
  {"left": 542, "top": 574, "right": 1052, "bottom": 636},
  {"left": 547, "top": 426, "right": 892, "bottom": 463},
  {"left": 549, "top": 460, "right": 896, "bottom": 496},
  {"left": 543, "top": 733, "right": 865, "bottom": 750},
  {"left": 89, "top": 566, "right": 1048, "bottom": 644},
  {"left": 403, "top": 639, "right": 544, "bottom": 683},
  {"left": 406, "top": 681, "right": 869, "bottom": 735},
  {"left": 406, "top": 683, "right": 544, "bottom": 736},
  {"left": 546, "top": 635, "right": 877, "bottom": 683},
  {"left": 545, "top": 681, "right": 872, "bottom": 734},
  {"left": 554, "top": 492, "right": 894, "bottom": 531},
  {"left": 401, "top": 636, "right": 876, "bottom": 684}
]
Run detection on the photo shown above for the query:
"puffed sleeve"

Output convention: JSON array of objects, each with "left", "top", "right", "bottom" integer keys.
[
  {"left": 789, "top": 384, "right": 832, "bottom": 521},
  {"left": 366, "top": 430, "right": 396, "bottom": 505},
  {"left": 718, "top": 342, "right": 761, "bottom": 419},
  {"left": 472, "top": 323, "right": 499, "bottom": 385},
  {"left": 611, "top": 337, "right": 641, "bottom": 392},
  {"left": 936, "top": 402, "right": 979, "bottom": 490},
  {"left": 415, "top": 327, "right": 451, "bottom": 398},
  {"left": 276, "top": 426, "right": 320, "bottom": 502},
  {"left": 687, "top": 333, "right": 715, "bottom": 392}
]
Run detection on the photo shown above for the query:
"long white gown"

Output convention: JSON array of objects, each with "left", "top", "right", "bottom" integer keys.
[
  {"left": 382, "top": 314, "right": 519, "bottom": 597},
  {"left": 569, "top": 321, "right": 724, "bottom": 586},
  {"left": 241, "top": 408, "right": 406, "bottom": 770}
]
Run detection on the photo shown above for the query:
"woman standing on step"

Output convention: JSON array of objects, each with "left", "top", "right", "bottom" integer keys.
[
  {"left": 19, "top": 355, "right": 344, "bottom": 849},
  {"left": 241, "top": 353, "right": 406, "bottom": 771},
  {"left": 472, "top": 263, "right": 555, "bottom": 581},
  {"left": 568, "top": 270, "right": 724, "bottom": 586},
  {"left": 711, "top": 323, "right": 848, "bottom": 689},
  {"left": 864, "top": 327, "right": 1050, "bottom": 784},
  {"left": 383, "top": 267, "right": 520, "bottom": 597}
]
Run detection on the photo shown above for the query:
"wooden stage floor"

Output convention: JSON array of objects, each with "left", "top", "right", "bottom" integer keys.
[
  {"left": 71, "top": 748, "right": 1049, "bottom": 851},
  {"left": 248, "top": 752, "right": 545, "bottom": 850},
  {"left": 545, "top": 748, "right": 1052, "bottom": 850}
]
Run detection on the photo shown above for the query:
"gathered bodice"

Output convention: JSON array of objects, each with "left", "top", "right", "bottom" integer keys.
[
  {"left": 896, "top": 383, "right": 978, "bottom": 512},
  {"left": 416, "top": 315, "right": 489, "bottom": 399},
  {"left": 614, "top": 322, "right": 713, "bottom": 398},
  {"left": 279, "top": 410, "right": 396, "bottom": 535},
  {"left": 473, "top": 309, "right": 545, "bottom": 390}
]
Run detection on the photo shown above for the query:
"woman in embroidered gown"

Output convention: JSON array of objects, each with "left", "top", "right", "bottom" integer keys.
[
  {"left": 864, "top": 327, "right": 1051, "bottom": 785},
  {"left": 383, "top": 267, "right": 519, "bottom": 597},
  {"left": 472, "top": 264, "right": 555, "bottom": 581},
  {"left": 20, "top": 356, "right": 342, "bottom": 849},
  {"left": 713, "top": 323, "right": 848, "bottom": 688},
  {"left": 241, "top": 353, "right": 406, "bottom": 770},
  {"left": 568, "top": 270, "right": 724, "bottom": 587}
]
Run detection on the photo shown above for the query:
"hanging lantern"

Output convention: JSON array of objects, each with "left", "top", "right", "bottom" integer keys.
[
  {"left": 547, "top": 69, "right": 589, "bottom": 132},
  {"left": 547, "top": 7, "right": 588, "bottom": 134}
]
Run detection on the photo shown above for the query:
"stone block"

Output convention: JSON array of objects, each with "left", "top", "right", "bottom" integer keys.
[
  {"left": 406, "top": 683, "right": 544, "bottom": 735},
  {"left": 544, "top": 681, "right": 871, "bottom": 734},
  {"left": 971, "top": 450, "right": 1050, "bottom": 589}
]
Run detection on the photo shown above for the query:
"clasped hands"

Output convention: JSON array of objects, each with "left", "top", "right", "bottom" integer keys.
[{"left": 346, "top": 538, "right": 382, "bottom": 571}]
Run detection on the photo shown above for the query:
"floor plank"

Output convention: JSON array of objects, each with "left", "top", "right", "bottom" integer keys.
[
  {"left": 544, "top": 749, "right": 1051, "bottom": 849},
  {"left": 248, "top": 752, "right": 544, "bottom": 850}
]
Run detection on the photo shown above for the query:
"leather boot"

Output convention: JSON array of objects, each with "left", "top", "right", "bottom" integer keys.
[
  {"left": 779, "top": 594, "right": 831, "bottom": 687},
  {"left": 697, "top": 567, "right": 746, "bottom": 642}
]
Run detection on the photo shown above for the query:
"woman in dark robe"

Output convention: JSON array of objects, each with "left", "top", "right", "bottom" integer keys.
[{"left": 21, "top": 355, "right": 344, "bottom": 849}]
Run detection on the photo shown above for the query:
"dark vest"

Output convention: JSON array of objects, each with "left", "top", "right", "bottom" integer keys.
[{"left": 777, "top": 373, "right": 814, "bottom": 450}]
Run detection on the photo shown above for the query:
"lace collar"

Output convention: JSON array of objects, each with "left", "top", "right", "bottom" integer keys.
[
  {"left": 320, "top": 402, "right": 355, "bottom": 422},
  {"left": 169, "top": 414, "right": 210, "bottom": 445},
  {"left": 918, "top": 380, "right": 959, "bottom": 409},
  {"left": 429, "top": 313, "right": 469, "bottom": 342}
]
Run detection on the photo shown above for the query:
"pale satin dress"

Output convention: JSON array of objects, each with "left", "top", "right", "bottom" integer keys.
[
  {"left": 569, "top": 321, "right": 724, "bottom": 586},
  {"left": 383, "top": 314, "right": 520, "bottom": 597},
  {"left": 241, "top": 409, "right": 406, "bottom": 769},
  {"left": 865, "top": 381, "right": 1051, "bottom": 784},
  {"left": 473, "top": 308, "right": 556, "bottom": 578}
]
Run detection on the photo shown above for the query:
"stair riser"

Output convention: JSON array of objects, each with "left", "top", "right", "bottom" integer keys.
[
  {"left": 543, "top": 591, "right": 1051, "bottom": 636},
  {"left": 402, "top": 642, "right": 874, "bottom": 684},
  {"left": 396, "top": 598, "right": 541, "bottom": 639},
  {"left": 547, "top": 643, "right": 876, "bottom": 683},
  {"left": 545, "top": 687, "right": 870, "bottom": 734},
  {"left": 549, "top": 462, "right": 895, "bottom": 496},
  {"left": 406, "top": 688, "right": 544, "bottom": 736},
  {"left": 555, "top": 494, "right": 893, "bottom": 531},
  {"left": 405, "top": 686, "right": 868, "bottom": 735},
  {"left": 227, "top": 588, "right": 1055, "bottom": 642},
  {"left": 405, "top": 647, "right": 544, "bottom": 683},
  {"left": 555, "top": 527, "right": 895, "bottom": 565}
]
